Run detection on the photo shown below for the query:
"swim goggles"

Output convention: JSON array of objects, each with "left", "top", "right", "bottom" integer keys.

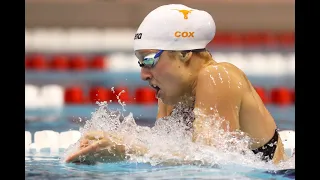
[
  {"left": 137, "top": 50, "right": 164, "bottom": 68},
  {"left": 137, "top": 49, "right": 208, "bottom": 68}
]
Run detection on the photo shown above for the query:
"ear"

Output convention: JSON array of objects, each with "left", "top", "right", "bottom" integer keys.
[{"left": 179, "top": 51, "right": 192, "bottom": 63}]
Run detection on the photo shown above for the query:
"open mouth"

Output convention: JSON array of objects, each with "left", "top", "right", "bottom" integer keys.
[{"left": 150, "top": 84, "right": 161, "bottom": 93}]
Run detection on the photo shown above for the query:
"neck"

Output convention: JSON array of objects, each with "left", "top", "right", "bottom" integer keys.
[
  {"left": 178, "top": 57, "right": 217, "bottom": 107},
  {"left": 188, "top": 55, "right": 216, "bottom": 94},
  {"left": 177, "top": 95, "right": 196, "bottom": 107}
]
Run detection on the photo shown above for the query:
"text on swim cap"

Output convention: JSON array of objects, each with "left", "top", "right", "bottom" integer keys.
[
  {"left": 134, "top": 33, "right": 142, "bottom": 40},
  {"left": 174, "top": 31, "right": 194, "bottom": 38}
]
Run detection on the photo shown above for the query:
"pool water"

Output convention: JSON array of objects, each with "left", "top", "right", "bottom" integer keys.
[
  {"left": 25, "top": 121, "right": 295, "bottom": 180},
  {"left": 25, "top": 104, "right": 295, "bottom": 180},
  {"left": 25, "top": 153, "right": 294, "bottom": 180}
]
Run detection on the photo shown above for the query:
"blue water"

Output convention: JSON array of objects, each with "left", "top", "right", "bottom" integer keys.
[
  {"left": 25, "top": 153, "right": 294, "bottom": 180},
  {"left": 25, "top": 114, "right": 295, "bottom": 180},
  {"left": 25, "top": 102, "right": 295, "bottom": 180}
]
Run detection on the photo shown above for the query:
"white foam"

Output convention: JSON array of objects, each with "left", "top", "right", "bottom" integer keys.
[
  {"left": 25, "top": 129, "right": 296, "bottom": 156},
  {"left": 61, "top": 103, "right": 295, "bottom": 170},
  {"left": 25, "top": 107, "right": 295, "bottom": 170}
]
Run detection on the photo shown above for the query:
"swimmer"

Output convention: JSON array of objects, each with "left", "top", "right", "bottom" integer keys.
[{"left": 65, "top": 4, "right": 287, "bottom": 164}]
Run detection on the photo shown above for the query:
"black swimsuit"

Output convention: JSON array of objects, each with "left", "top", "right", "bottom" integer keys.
[{"left": 252, "top": 129, "right": 279, "bottom": 162}]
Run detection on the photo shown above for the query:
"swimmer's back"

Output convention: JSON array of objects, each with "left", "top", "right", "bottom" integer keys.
[
  {"left": 211, "top": 62, "right": 286, "bottom": 163},
  {"left": 157, "top": 62, "right": 277, "bottom": 141},
  {"left": 156, "top": 62, "right": 285, "bottom": 162},
  {"left": 227, "top": 63, "right": 277, "bottom": 147},
  {"left": 212, "top": 63, "right": 277, "bottom": 144}
]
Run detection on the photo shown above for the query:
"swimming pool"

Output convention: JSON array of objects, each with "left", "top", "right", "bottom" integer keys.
[
  {"left": 25, "top": 153, "right": 294, "bottom": 180},
  {"left": 25, "top": 104, "right": 295, "bottom": 180}
]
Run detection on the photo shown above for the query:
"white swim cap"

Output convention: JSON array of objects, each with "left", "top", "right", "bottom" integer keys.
[{"left": 133, "top": 4, "right": 216, "bottom": 51}]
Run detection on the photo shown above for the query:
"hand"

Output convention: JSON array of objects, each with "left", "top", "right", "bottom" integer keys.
[{"left": 65, "top": 131, "right": 127, "bottom": 164}]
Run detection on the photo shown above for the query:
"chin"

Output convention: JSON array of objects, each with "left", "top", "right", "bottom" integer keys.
[{"left": 159, "top": 96, "right": 178, "bottom": 105}]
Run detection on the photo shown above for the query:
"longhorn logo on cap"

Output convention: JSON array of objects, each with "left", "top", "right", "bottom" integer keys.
[{"left": 172, "top": 9, "right": 193, "bottom": 20}]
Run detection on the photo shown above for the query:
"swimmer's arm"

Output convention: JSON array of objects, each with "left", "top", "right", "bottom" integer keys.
[
  {"left": 66, "top": 132, "right": 208, "bottom": 165},
  {"left": 65, "top": 131, "right": 149, "bottom": 163},
  {"left": 157, "top": 99, "right": 174, "bottom": 119},
  {"left": 192, "top": 66, "right": 243, "bottom": 145},
  {"left": 65, "top": 131, "right": 193, "bottom": 164}
]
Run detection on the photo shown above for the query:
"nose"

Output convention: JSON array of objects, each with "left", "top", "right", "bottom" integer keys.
[{"left": 140, "top": 68, "right": 152, "bottom": 81}]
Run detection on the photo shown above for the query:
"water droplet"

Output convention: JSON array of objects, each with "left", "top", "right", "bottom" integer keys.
[
  {"left": 223, "top": 67, "right": 231, "bottom": 88},
  {"left": 218, "top": 72, "right": 223, "bottom": 83},
  {"left": 209, "top": 75, "right": 216, "bottom": 85}
]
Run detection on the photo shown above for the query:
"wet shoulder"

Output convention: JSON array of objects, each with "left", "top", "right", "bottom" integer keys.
[{"left": 198, "top": 62, "right": 247, "bottom": 89}]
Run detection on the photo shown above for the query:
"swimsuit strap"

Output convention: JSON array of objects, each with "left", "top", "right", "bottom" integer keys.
[{"left": 252, "top": 129, "right": 279, "bottom": 162}]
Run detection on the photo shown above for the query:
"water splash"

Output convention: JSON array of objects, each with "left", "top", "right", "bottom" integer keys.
[
  {"left": 111, "top": 87, "right": 127, "bottom": 111},
  {"left": 63, "top": 102, "right": 294, "bottom": 171}
]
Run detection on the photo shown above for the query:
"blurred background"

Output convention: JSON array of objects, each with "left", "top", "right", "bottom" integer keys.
[{"left": 25, "top": 0, "right": 295, "bottom": 134}]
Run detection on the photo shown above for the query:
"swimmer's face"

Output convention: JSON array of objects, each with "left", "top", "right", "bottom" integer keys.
[{"left": 135, "top": 49, "right": 191, "bottom": 105}]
